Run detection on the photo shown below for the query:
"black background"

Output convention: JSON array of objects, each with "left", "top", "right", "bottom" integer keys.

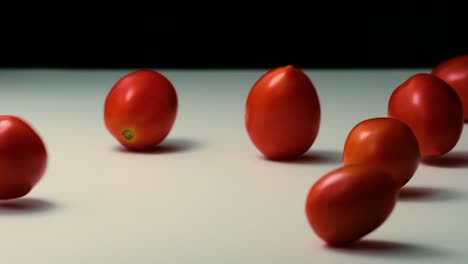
[{"left": 1, "top": 10, "right": 467, "bottom": 69}]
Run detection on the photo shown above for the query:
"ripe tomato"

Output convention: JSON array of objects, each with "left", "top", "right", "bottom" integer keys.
[
  {"left": 432, "top": 55, "right": 468, "bottom": 121},
  {"left": 245, "top": 65, "right": 321, "bottom": 160},
  {"left": 388, "top": 73, "right": 463, "bottom": 157},
  {"left": 343, "top": 117, "right": 420, "bottom": 187},
  {"left": 305, "top": 164, "right": 399, "bottom": 246},
  {"left": 0, "top": 116, "right": 47, "bottom": 199},
  {"left": 104, "top": 70, "right": 178, "bottom": 150}
]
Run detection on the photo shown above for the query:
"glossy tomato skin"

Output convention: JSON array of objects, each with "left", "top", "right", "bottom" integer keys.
[
  {"left": 432, "top": 55, "right": 468, "bottom": 121},
  {"left": 343, "top": 117, "right": 420, "bottom": 187},
  {"left": 305, "top": 165, "right": 398, "bottom": 246},
  {"left": 0, "top": 116, "right": 47, "bottom": 199},
  {"left": 245, "top": 65, "right": 321, "bottom": 160},
  {"left": 104, "top": 70, "right": 178, "bottom": 150},
  {"left": 388, "top": 73, "right": 463, "bottom": 157}
]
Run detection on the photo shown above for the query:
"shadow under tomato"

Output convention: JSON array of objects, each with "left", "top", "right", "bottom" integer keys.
[
  {"left": 328, "top": 239, "right": 447, "bottom": 259},
  {"left": 421, "top": 151, "right": 468, "bottom": 168},
  {"left": 0, "top": 198, "right": 57, "bottom": 214},
  {"left": 114, "top": 138, "right": 201, "bottom": 154},
  {"left": 263, "top": 150, "right": 343, "bottom": 165},
  {"left": 398, "top": 186, "right": 464, "bottom": 202}
]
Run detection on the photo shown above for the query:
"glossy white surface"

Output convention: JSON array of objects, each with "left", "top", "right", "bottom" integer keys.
[{"left": 0, "top": 69, "right": 467, "bottom": 263}]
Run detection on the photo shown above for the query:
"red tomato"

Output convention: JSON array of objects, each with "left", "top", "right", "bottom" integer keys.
[
  {"left": 104, "top": 70, "right": 178, "bottom": 150},
  {"left": 0, "top": 116, "right": 47, "bottom": 199},
  {"left": 343, "top": 117, "right": 420, "bottom": 187},
  {"left": 388, "top": 73, "right": 463, "bottom": 157},
  {"left": 245, "top": 65, "right": 321, "bottom": 160},
  {"left": 432, "top": 55, "right": 468, "bottom": 121},
  {"left": 305, "top": 164, "right": 399, "bottom": 246}
]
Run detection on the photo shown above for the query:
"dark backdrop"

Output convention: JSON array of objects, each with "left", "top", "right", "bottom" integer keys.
[{"left": 1, "top": 12, "right": 467, "bottom": 69}]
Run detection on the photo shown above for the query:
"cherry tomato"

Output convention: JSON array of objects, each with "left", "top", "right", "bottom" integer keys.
[
  {"left": 245, "top": 65, "right": 321, "bottom": 160},
  {"left": 104, "top": 69, "right": 178, "bottom": 150},
  {"left": 432, "top": 55, "right": 468, "bottom": 121},
  {"left": 0, "top": 116, "right": 47, "bottom": 199},
  {"left": 388, "top": 73, "right": 463, "bottom": 157},
  {"left": 343, "top": 117, "right": 420, "bottom": 187},
  {"left": 305, "top": 164, "right": 399, "bottom": 246}
]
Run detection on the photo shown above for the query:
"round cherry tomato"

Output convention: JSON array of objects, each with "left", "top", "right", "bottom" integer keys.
[
  {"left": 388, "top": 73, "right": 463, "bottom": 157},
  {"left": 0, "top": 115, "right": 47, "bottom": 199},
  {"left": 343, "top": 117, "right": 420, "bottom": 187},
  {"left": 245, "top": 65, "right": 321, "bottom": 160},
  {"left": 104, "top": 69, "right": 178, "bottom": 150},
  {"left": 432, "top": 54, "right": 468, "bottom": 121},
  {"left": 305, "top": 164, "right": 398, "bottom": 246}
]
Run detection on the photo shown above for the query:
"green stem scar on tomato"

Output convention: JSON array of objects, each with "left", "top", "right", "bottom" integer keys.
[
  {"left": 121, "top": 129, "right": 135, "bottom": 141},
  {"left": 104, "top": 69, "right": 178, "bottom": 151}
]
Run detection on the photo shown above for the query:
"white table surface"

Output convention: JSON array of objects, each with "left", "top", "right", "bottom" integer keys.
[{"left": 0, "top": 68, "right": 467, "bottom": 264}]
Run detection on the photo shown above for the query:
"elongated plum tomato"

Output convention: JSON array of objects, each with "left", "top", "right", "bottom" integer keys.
[
  {"left": 305, "top": 164, "right": 399, "bottom": 246},
  {"left": 388, "top": 73, "right": 463, "bottom": 157},
  {"left": 343, "top": 117, "right": 420, "bottom": 187},
  {"left": 104, "top": 70, "right": 178, "bottom": 150},
  {"left": 245, "top": 65, "right": 320, "bottom": 160},
  {"left": 432, "top": 54, "right": 468, "bottom": 121},
  {"left": 0, "top": 116, "right": 47, "bottom": 199}
]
